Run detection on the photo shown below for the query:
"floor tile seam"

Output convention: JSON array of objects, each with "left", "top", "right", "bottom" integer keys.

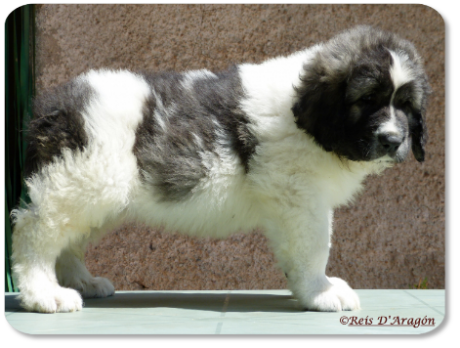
[
  {"left": 403, "top": 290, "right": 445, "bottom": 316},
  {"left": 215, "top": 291, "right": 231, "bottom": 334}
]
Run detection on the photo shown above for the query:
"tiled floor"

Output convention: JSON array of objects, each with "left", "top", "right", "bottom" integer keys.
[{"left": 5, "top": 289, "right": 445, "bottom": 335}]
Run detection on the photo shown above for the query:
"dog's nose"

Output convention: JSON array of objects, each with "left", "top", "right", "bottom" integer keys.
[{"left": 378, "top": 133, "right": 403, "bottom": 154}]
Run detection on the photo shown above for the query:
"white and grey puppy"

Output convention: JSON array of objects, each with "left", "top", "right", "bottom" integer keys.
[{"left": 12, "top": 26, "right": 429, "bottom": 313}]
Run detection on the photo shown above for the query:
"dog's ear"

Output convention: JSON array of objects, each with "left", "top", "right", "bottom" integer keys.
[
  {"left": 292, "top": 58, "right": 348, "bottom": 152},
  {"left": 410, "top": 111, "right": 427, "bottom": 162},
  {"left": 410, "top": 79, "right": 430, "bottom": 163}
]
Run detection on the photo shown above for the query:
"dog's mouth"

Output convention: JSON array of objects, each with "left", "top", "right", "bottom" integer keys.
[
  {"left": 372, "top": 155, "right": 397, "bottom": 165},
  {"left": 367, "top": 133, "right": 411, "bottom": 164},
  {"left": 342, "top": 141, "right": 409, "bottom": 164},
  {"left": 370, "top": 143, "right": 411, "bottom": 165},
  {"left": 370, "top": 149, "right": 408, "bottom": 164}
]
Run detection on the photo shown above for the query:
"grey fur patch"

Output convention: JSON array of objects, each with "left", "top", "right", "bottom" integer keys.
[
  {"left": 134, "top": 66, "right": 258, "bottom": 201},
  {"left": 25, "top": 78, "right": 93, "bottom": 177}
]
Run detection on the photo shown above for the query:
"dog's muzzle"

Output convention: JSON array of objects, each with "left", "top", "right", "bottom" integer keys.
[
  {"left": 378, "top": 133, "right": 404, "bottom": 156},
  {"left": 375, "top": 131, "right": 410, "bottom": 163}
]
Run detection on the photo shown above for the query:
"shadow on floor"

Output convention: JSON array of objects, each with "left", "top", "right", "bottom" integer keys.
[{"left": 6, "top": 291, "right": 301, "bottom": 313}]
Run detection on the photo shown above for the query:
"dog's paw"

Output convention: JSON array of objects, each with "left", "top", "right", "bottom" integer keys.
[
  {"left": 81, "top": 277, "right": 115, "bottom": 298},
  {"left": 328, "top": 277, "right": 361, "bottom": 311},
  {"left": 19, "top": 286, "right": 83, "bottom": 313},
  {"left": 298, "top": 277, "right": 360, "bottom": 312}
]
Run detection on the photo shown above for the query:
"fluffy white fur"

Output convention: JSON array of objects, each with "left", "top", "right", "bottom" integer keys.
[{"left": 11, "top": 28, "right": 425, "bottom": 313}]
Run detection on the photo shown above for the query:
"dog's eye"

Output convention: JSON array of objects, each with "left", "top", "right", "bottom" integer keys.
[
  {"left": 360, "top": 94, "right": 375, "bottom": 103},
  {"left": 397, "top": 100, "right": 413, "bottom": 112},
  {"left": 402, "top": 100, "right": 413, "bottom": 109}
]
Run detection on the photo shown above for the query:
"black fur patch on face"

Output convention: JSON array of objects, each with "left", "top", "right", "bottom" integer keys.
[
  {"left": 24, "top": 79, "right": 92, "bottom": 177},
  {"left": 292, "top": 26, "right": 430, "bottom": 163},
  {"left": 134, "top": 66, "right": 258, "bottom": 201}
]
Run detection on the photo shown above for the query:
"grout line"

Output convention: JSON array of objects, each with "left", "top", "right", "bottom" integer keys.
[
  {"left": 403, "top": 290, "right": 445, "bottom": 316},
  {"left": 221, "top": 292, "right": 230, "bottom": 315},
  {"left": 215, "top": 322, "right": 223, "bottom": 334},
  {"left": 215, "top": 291, "right": 231, "bottom": 334}
]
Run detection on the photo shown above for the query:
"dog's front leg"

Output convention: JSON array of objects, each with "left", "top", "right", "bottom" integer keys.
[{"left": 264, "top": 206, "right": 360, "bottom": 312}]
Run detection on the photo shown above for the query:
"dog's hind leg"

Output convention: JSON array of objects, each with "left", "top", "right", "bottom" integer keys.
[
  {"left": 12, "top": 191, "right": 124, "bottom": 312},
  {"left": 11, "top": 205, "right": 84, "bottom": 313},
  {"left": 56, "top": 228, "right": 115, "bottom": 299},
  {"left": 11, "top": 148, "right": 134, "bottom": 312}
]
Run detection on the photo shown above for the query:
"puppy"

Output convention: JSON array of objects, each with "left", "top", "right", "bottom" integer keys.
[{"left": 12, "top": 26, "right": 429, "bottom": 313}]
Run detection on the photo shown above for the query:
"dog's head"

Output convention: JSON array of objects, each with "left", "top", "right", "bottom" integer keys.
[{"left": 292, "top": 26, "right": 430, "bottom": 163}]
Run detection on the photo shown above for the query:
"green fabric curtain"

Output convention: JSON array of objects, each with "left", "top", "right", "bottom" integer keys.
[{"left": 5, "top": 5, "right": 35, "bottom": 292}]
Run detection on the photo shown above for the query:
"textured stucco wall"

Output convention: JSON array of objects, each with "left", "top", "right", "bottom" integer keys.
[{"left": 34, "top": 4, "right": 445, "bottom": 289}]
